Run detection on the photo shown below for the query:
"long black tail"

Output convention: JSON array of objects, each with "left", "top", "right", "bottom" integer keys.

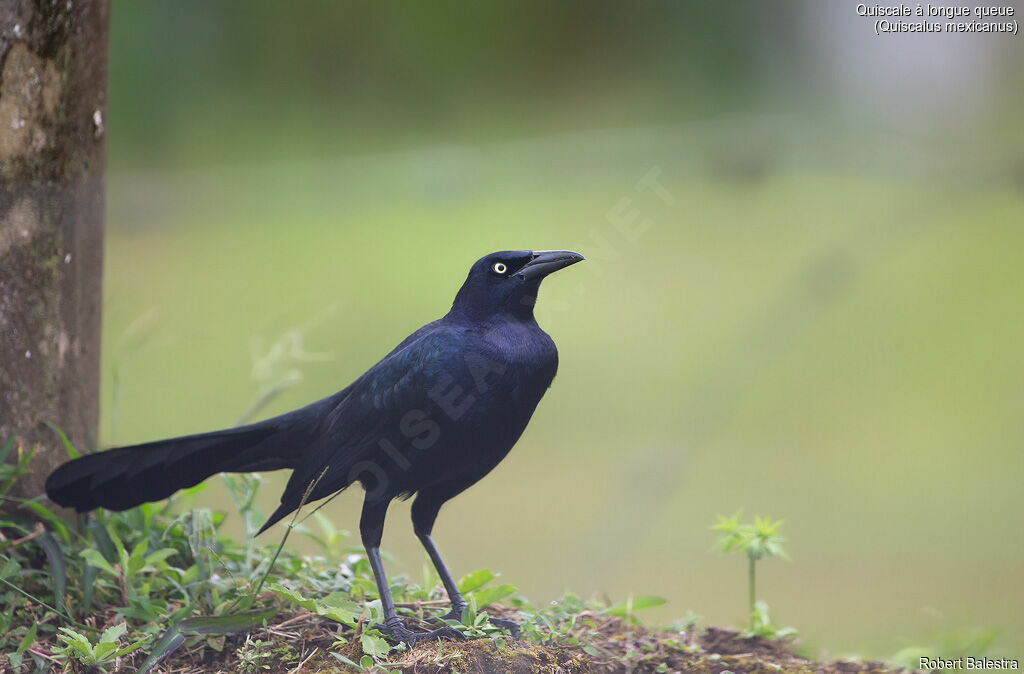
[{"left": 46, "top": 418, "right": 302, "bottom": 513}]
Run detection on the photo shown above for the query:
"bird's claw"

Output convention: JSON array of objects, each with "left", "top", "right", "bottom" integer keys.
[
  {"left": 375, "top": 618, "right": 466, "bottom": 648},
  {"left": 426, "top": 606, "right": 521, "bottom": 640},
  {"left": 487, "top": 617, "right": 521, "bottom": 640}
]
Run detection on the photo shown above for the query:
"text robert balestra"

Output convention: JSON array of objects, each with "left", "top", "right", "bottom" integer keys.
[{"left": 920, "top": 657, "right": 1019, "bottom": 671}]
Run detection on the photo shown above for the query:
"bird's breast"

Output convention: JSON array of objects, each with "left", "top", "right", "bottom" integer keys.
[
  {"left": 485, "top": 321, "right": 557, "bottom": 382},
  {"left": 361, "top": 320, "right": 560, "bottom": 495},
  {"left": 465, "top": 323, "right": 556, "bottom": 433}
]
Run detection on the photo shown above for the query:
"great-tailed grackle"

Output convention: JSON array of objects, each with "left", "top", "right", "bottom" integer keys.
[{"left": 46, "top": 249, "right": 584, "bottom": 646}]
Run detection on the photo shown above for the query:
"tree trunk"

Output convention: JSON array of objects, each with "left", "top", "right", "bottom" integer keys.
[{"left": 0, "top": 0, "right": 108, "bottom": 500}]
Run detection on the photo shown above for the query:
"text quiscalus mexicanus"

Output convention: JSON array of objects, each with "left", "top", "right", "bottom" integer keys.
[{"left": 46, "top": 249, "right": 584, "bottom": 646}]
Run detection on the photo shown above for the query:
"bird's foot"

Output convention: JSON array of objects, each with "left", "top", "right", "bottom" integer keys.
[
  {"left": 375, "top": 617, "right": 466, "bottom": 648},
  {"left": 428, "top": 605, "right": 521, "bottom": 640},
  {"left": 486, "top": 616, "right": 521, "bottom": 639}
]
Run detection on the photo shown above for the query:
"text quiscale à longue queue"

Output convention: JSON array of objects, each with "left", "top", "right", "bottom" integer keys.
[{"left": 856, "top": 4, "right": 1015, "bottom": 18}]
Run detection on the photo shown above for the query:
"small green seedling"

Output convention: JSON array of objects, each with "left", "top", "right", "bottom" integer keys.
[
  {"left": 711, "top": 512, "right": 794, "bottom": 638},
  {"left": 235, "top": 636, "right": 276, "bottom": 673},
  {"left": 54, "top": 623, "right": 145, "bottom": 670}
]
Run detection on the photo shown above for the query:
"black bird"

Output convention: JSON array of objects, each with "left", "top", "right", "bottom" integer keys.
[{"left": 46, "top": 249, "right": 584, "bottom": 646}]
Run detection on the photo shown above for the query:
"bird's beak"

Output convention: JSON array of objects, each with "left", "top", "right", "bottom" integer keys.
[{"left": 515, "top": 250, "right": 585, "bottom": 280}]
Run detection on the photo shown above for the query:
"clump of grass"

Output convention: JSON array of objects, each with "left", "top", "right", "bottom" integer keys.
[{"left": 0, "top": 429, "right": 678, "bottom": 673}]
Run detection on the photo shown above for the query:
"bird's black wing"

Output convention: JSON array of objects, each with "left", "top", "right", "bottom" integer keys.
[{"left": 258, "top": 320, "right": 479, "bottom": 532}]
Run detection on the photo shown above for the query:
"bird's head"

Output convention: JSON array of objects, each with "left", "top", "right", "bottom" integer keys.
[{"left": 450, "top": 250, "right": 585, "bottom": 320}]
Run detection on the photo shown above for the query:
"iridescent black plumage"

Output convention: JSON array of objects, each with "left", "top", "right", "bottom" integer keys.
[{"left": 46, "top": 249, "right": 584, "bottom": 645}]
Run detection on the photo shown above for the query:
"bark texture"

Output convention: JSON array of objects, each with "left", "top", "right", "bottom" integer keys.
[{"left": 0, "top": 0, "right": 108, "bottom": 499}]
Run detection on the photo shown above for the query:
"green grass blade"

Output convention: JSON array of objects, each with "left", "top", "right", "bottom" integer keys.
[
  {"left": 45, "top": 422, "right": 81, "bottom": 458},
  {"left": 36, "top": 531, "right": 67, "bottom": 610},
  {"left": 82, "top": 562, "right": 98, "bottom": 615},
  {"left": 87, "top": 518, "right": 118, "bottom": 564},
  {"left": 178, "top": 608, "right": 277, "bottom": 635},
  {"left": 0, "top": 436, "right": 15, "bottom": 464},
  {"left": 246, "top": 465, "right": 329, "bottom": 603},
  {"left": 138, "top": 609, "right": 276, "bottom": 674},
  {"left": 137, "top": 626, "right": 185, "bottom": 674},
  {"left": 21, "top": 501, "right": 70, "bottom": 543}
]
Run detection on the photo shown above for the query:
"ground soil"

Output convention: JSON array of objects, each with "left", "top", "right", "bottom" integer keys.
[{"left": 64, "top": 610, "right": 913, "bottom": 674}]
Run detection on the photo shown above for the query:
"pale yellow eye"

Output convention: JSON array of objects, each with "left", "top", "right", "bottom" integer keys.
[{"left": 492, "top": 262, "right": 508, "bottom": 274}]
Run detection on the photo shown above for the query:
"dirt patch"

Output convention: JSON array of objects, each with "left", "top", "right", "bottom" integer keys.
[
  {"left": 699, "top": 625, "right": 799, "bottom": 659},
  {"left": 687, "top": 627, "right": 898, "bottom": 674},
  {"left": 77, "top": 610, "right": 913, "bottom": 674},
  {"left": 373, "top": 639, "right": 592, "bottom": 673}
]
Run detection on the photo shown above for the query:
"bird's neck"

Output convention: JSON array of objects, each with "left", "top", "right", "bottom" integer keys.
[
  {"left": 449, "top": 287, "right": 539, "bottom": 324},
  {"left": 448, "top": 304, "right": 536, "bottom": 326}
]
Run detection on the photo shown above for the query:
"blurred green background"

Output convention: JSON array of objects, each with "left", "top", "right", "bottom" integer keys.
[{"left": 100, "top": 0, "right": 1024, "bottom": 660}]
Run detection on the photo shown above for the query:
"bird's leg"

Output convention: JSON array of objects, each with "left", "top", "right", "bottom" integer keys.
[
  {"left": 360, "top": 499, "right": 464, "bottom": 648},
  {"left": 418, "top": 534, "right": 521, "bottom": 638},
  {"left": 412, "top": 494, "right": 520, "bottom": 639},
  {"left": 418, "top": 533, "right": 467, "bottom": 621}
]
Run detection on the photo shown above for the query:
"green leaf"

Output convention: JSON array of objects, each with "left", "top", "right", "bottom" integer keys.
[
  {"left": 126, "top": 539, "right": 149, "bottom": 577},
  {"left": 45, "top": 422, "right": 80, "bottom": 458},
  {"left": 93, "top": 641, "right": 119, "bottom": 662},
  {"left": 0, "top": 443, "right": 32, "bottom": 494},
  {"left": 87, "top": 518, "right": 118, "bottom": 564},
  {"left": 329, "top": 652, "right": 360, "bottom": 667},
  {"left": 461, "top": 603, "right": 475, "bottom": 626},
  {"left": 710, "top": 511, "right": 742, "bottom": 533},
  {"left": 145, "top": 547, "right": 178, "bottom": 566},
  {"left": 363, "top": 598, "right": 384, "bottom": 624},
  {"left": 321, "top": 591, "right": 359, "bottom": 610},
  {"left": 602, "top": 595, "right": 666, "bottom": 617},
  {"left": 35, "top": 531, "right": 66, "bottom": 610},
  {"left": 100, "top": 622, "right": 127, "bottom": 644},
  {"left": 268, "top": 583, "right": 317, "bottom": 611},
  {"left": 109, "top": 524, "right": 127, "bottom": 570},
  {"left": 269, "top": 583, "right": 357, "bottom": 625},
  {"left": 114, "top": 637, "right": 149, "bottom": 659},
  {"left": 457, "top": 568, "right": 495, "bottom": 593},
  {"left": 17, "top": 622, "right": 37, "bottom": 654},
  {"left": 57, "top": 627, "right": 94, "bottom": 657},
  {"left": 470, "top": 583, "right": 517, "bottom": 608},
  {"left": 361, "top": 632, "right": 390, "bottom": 659},
  {"left": 0, "top": 555, "right": 20, "bottom": 578},
  {"left": 319, "top": 606, "right": 358, "bottom": 625},
  {"left": 81, "top": 548, "right": 118, "bottom": 577}
]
